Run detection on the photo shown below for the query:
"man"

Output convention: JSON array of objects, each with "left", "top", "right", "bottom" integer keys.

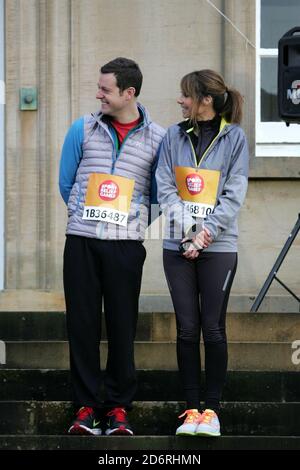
[{"left": 59, "top": 57, "right": 165, "bottom": 436}]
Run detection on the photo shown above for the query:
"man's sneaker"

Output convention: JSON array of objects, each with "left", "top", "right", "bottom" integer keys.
[
  {"left": 68, "top": 407, "right": 102, "bottom": 435},
  {"left": 196, "top": 409, "right": 221, "bottom": 437},
  {"left": 175, "top": 409, "right": 202, "bottom": 436},
  {"left": 105, "top": 407, "right": 134, "bottom": 436}
]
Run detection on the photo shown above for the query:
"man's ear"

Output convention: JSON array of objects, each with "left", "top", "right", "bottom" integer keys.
[{"left": 126, "top": 87, "right": 136, "bottom": 100}]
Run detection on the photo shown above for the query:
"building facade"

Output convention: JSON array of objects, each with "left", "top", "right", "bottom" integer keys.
[{"left": 1, "top": 0, "right": 299, "bottom": 310}]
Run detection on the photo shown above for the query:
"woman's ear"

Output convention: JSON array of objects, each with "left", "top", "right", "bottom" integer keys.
[{"left": 203, "top": 95, "right": 213, "bottom": 106}]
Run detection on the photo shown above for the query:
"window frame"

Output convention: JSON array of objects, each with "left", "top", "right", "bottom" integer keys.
[{"left": 255, "top": 0, "right": 300, "bottom": 156}]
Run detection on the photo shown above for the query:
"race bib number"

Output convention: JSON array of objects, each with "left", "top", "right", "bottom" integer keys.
[
  {"left": 83, "top": 173, "right": 135, "bottom": 226},
  {"left": 175, "top": 166, "right": 220, "bottom": 218}
]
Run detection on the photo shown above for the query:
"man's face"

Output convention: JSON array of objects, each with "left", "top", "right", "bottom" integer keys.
[{"left": 96, "top": 73, "right": 128, "bottom": 117}]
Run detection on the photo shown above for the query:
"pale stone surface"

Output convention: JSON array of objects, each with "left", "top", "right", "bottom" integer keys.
[{"left": 3, "top": 1, "right": 299, "bottom": 308}]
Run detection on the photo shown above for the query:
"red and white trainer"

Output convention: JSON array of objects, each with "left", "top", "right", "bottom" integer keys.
[
  {"left": 105, "top": 407, "right": 134, "bottom": 436},
  {"left": 68, "top": 406, "right": 102, "bottom": 435}
]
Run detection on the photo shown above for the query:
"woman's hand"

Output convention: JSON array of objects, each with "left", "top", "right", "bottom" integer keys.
[
  {"left": 180, "top": 238, "right": 200, "bottom": 259},
  {"left": 180, "top": 228, "right": 212, "bottom": 259},
  {"left": 194, "top": 227, "right": 213, "bottom": 249}
]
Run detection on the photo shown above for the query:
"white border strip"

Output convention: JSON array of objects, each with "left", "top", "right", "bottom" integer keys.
[{"left": 0, "top": 0, "right": 4, "bottom": 290}]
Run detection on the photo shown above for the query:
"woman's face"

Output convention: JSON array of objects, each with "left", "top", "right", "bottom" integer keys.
[
  {"left": 177, "top": 92, "right": 214, "bottom": 120},
  {"left": 177, "top": 93, "right": 194, "bottom": 119}
]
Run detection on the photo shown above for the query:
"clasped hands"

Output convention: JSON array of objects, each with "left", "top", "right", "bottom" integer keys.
[{"left": 180, "top": 227, "right": 212, "bottom": 259}]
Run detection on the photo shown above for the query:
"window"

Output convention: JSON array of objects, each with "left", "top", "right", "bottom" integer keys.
[{"left": 256, "top": 0, "right": 300, "bottom": 155}]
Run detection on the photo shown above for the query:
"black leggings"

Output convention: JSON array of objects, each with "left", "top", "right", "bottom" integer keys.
[{"left": 163, "top": 249, "right": 237, "bottom": 412}]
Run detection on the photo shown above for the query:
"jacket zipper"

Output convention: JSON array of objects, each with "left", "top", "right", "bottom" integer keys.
[
  {"left": 110, "top": 122, "right": 144, "bottom": 174},
  {"left": 187, "top": 117, "right": 229, "bottom": 168},
  {"left": 97, "top": 117, "right": 147, "bottom": 174}
]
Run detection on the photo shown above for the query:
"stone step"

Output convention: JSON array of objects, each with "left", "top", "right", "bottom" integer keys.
[
  {"left": 1, "top": 370, "right": 299, "bottom": 402},
  {"left": 2, "top": 340, "right": 298, "bottom": 370},
  {"left": 0, "top": 401, "right": 299, "bottom": 436},
  {"left": 0, "top": 435, "right": 300, "bottom": 450},
  {"left": 0, "top": 311, "right": 299, "bottom": 342},
  {"left": 1, "top": 292, "right": 299, "bottom": 314}
]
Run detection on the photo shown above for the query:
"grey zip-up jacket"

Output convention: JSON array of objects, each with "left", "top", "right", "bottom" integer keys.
[
  {"left": 63, "top": 104, "right": 165, "bottom": 240},
  {"left": 156, "top": 118, "right": 249, "bottom": 252}
]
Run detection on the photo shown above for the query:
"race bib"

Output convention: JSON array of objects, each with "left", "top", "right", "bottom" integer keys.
[
  {"left": 175, "top": 166, "right": 220, "bottom": 218},
  {"left": 83, "top": 173, "right": 135, "bottom": 226}
]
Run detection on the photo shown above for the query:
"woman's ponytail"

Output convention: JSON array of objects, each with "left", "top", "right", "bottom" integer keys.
[{"left": 220, "top": 87, "right": 243, "bottom": 124}]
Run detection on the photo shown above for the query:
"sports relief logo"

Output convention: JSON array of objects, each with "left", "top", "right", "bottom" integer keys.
[
  {"left": 98, "top": 180, "right": 119, "bottom": 201},
  {"left": 287, "top": 80, "right": 300, "bottom": 105},
  {"left": 185, "top": 173, "right": 204, "bottom": 195}
]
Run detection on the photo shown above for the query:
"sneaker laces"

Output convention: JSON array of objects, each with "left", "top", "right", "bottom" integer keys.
[
  {"left": 178, "top": 409, "right": 202, "bottom": 424},
  {"left": 201, "top": 409, "right": 216, "bottom": 424},
  {"left": 76, "top": 406, "right": 94, "bottom": 420},
  {"left": 107, "top": 407, "right": 127, "bottom": 423}
]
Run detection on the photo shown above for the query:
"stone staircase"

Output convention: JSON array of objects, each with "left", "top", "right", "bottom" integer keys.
[{"left": 0, "top": 307, "right": 300, "bottom": 450}]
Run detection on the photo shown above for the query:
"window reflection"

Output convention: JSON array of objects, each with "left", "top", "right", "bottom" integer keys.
[
  {"left": 261, "top": 0, "right": 300, "bottom": 48},
  {"left": 261, "top": 57, "right": 280, "bottom": 122}
]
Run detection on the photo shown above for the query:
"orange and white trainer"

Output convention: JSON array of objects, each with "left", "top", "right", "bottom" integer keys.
[
  {"left": 175, "top": 409, "right": 202, "bottom": 436},
  {"left": 196, "top": 409, "right": 221, "bottom": 437}
]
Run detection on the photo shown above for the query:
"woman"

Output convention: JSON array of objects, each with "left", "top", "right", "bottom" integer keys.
[{"left": 156, "top": 70, "right": 249, "bottom": 436}]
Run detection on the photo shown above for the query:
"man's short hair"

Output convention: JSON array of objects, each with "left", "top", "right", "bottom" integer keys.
[{"left": 100, "top": 57, "right": 143, "bottom": 97}]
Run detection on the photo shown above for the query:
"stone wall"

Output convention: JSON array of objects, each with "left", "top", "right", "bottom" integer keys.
[{"left": 4, "top": 1, "right": 298, "bottom": 301}]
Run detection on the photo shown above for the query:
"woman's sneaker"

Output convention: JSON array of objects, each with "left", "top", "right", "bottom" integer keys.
[
  {"left": 196, "top": 409, "right": 221, "bottom": 437},
  {"left": 105, "top": 407, "right": 134, "bottom": 436},
  {"left": 68, "top": 406, "right": 102, "bottom": 435},
  {"left": 175, "top": 409, "right": 202, "bottom": 436}
]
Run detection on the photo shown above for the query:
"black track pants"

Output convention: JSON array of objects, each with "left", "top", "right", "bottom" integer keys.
[
  {"left": 63, "top": 235, "right": 146, "bottom": 410},
  {"left": 163, "top": 249, "right": 237, "bottom": 412}
]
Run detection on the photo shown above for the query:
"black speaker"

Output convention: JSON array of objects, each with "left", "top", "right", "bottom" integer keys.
[{"left": 278, "top": 27, "right": 300, "bottom": 125}]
